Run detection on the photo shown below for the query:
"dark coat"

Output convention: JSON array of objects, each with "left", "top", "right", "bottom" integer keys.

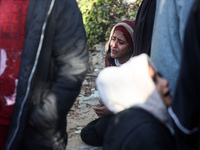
[
  {"left": 133, "top": 0, "right": 156, "bottom": 56},
  {"left": 103, "top": 108, "right": 176, "bottom": 150},
  {"left": 170, "top": 0, "right": 200, "bottom": 149},
  {"left": 4, "top": 0, "right": 88, "bottom": 149}
]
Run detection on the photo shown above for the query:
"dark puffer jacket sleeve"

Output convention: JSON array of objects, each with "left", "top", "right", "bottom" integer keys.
[{"left": 30, "top": 0, "right": 88, "bottom": 130}]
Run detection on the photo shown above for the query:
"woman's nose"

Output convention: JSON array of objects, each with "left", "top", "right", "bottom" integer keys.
[
  {"left": 111, "top": 40, "right": 117, "bottom": 47},
  {"left": 163, "top": 78, "right": 169, "bottom": 87}
]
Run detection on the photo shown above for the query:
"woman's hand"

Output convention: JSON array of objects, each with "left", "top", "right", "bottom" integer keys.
[{"left": 93, "top": 100, "right": 113, "bottom": 117}]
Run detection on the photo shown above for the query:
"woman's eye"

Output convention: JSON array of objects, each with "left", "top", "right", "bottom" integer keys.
[
  {"left": 153, "top": 75, "right": 157, "bottom": 83},
  {"left": 111, "top": 37, "right": 115, "bottom": 40},
  {"left": 158, "top": 72, "right": 163, "bottom": 77},
  {"left": 119, "top": 41, "right": 124, "bottom": 44}
]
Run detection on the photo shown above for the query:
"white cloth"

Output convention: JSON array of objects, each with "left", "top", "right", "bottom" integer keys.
[
  {"left": 114, "top": 53, "right": 134, "bottom": 67},
  {"left": 96, "top": 54, "right": 169, "bottom": 124}
]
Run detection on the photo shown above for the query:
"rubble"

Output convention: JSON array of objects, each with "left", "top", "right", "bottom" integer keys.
[{"left": 123, "top": 0, "right": 137, "bottom": 4}]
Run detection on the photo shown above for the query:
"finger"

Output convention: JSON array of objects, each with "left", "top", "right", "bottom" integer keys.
[
  {"left": 99, "top": 100, "right": 104, "bottom": 105},
  {"left": 94, "top": 108, "right": 102, "bottom": 114},
  {"left": 95, "top": 112, "right": 102, "bottom": 117},
  {"left": 93, "top": 106, "right": 103, "bottom": 112},
  {"left": 93, "top": 106, "right": 104, "bottom": 111},
  {"left": 93, "top": 108, "right": 102, "bottom": 114},
  {"left": 92, "top": 106, "right": 97, "bottom": 110}
]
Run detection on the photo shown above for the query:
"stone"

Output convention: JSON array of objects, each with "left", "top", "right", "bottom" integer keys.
[
  {"left": 78, "top": 104, "right": 87, "bottom": 109},
  {"left": 123, "top": 0, "right": 137, "bottom": 4},
  {"left": 78, "top": 93, "right": 101, "bottom": 106}
]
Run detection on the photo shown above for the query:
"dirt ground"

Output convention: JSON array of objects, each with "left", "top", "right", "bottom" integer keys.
[
  {"left": 66, "top": 105, "right": 101, "bottom": 150},
  {"left": 66, "top": 75, "right": 102, "bottom": 150}
]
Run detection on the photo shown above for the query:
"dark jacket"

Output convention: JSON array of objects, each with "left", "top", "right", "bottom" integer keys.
[
  {"left": 4, "top": 0, "right": 88, "bottom": 150},
  {"left": 103, "top": 108, "right": 175, "bottom": 150},
  {"left": 133, "top": 0, "right": 156, "bottom": 56},
  {"left": 169, "top": 0, "right": 200, "bottom": 149}
]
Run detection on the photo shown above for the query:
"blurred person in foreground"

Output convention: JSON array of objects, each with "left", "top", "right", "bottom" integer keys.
[
  {"left": 133, "top": 0, "right": 156, "bottom": 56},
  {"left": 169, "top": 0, "right": 200, "bottom": 149},
  {"left": 150, "top": 0, "right": 195, "bottom": 97},
  {"left": 96, "top": 54, "right": 175, "bottom": 150},
  {"left": 0, "top": 0, "right": 88, "bottom": 150}
]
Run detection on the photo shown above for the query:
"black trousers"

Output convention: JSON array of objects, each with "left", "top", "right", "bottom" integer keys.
[{"left": 80, "top": 115, "right": 114, "bottom": 146}]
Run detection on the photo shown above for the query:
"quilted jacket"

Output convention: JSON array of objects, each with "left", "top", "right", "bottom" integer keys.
[{"left": 4, "top": 0, "right": 88, "bottom": 149}]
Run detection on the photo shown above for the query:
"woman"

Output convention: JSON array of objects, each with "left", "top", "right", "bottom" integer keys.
[
  {"left": 81, "top": 20, "right": 135, "bottom": 146},
  {"left": 96, "top": 54, "right": 175, "bottom": 150}
]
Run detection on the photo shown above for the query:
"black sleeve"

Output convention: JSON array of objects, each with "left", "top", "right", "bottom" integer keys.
[{"left": 133, "top": 0, "right": 156, "bottom": 56}]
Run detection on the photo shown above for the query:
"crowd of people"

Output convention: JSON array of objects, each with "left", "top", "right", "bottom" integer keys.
[
  {"left": 82, "top": 0, "right": 200, "bottom": 149},
  {"left": 0, "top": 0, "right": 199, "bottom": 150}
]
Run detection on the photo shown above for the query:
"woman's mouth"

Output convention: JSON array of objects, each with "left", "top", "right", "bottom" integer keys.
[
  {"left": 111, "top": 50, "right": 118, "bottom": 54},
  {"left": 164, "top": 90, "right": 171, "bottom": 99}
]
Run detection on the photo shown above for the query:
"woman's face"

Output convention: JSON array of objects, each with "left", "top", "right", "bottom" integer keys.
[
  {"left": 110, "top": 30, "right": 132, "bottom": 64},
  {"left": 148, "top": 64, "right": 172, "bottom": 107}
]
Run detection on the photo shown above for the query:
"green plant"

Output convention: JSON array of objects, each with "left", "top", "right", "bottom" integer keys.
[
  {"left": 78, "top": 0, "right": 140, "bottom": 48},
  {"left": 137, "top": 0, "right": 142, "bottom": 5}
]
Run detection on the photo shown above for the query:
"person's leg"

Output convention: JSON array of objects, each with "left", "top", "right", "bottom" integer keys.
[
  {"left": 0, "top": 124, "right": 9, "bottom": 150},
  {"left": 81, "top": 118, "right": 103, "bottom": 146},
  {"left": 95, "top": 115, "right": 113, "bottom": 138}
]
